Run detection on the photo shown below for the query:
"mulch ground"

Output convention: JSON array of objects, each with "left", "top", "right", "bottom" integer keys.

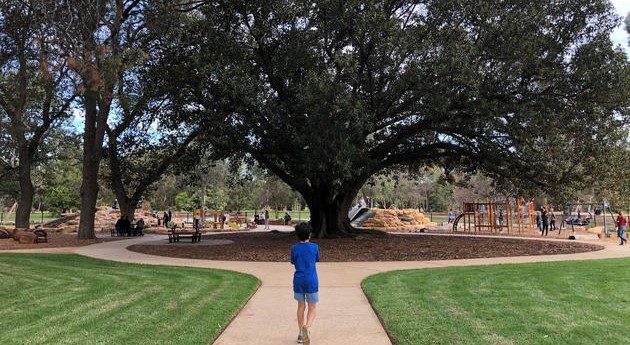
[
  {"left": 0, "top": 233, "right": 124, "bottom": 250},
  {"left": 128, "top": 232, "right": 603, "bottom": 262}
]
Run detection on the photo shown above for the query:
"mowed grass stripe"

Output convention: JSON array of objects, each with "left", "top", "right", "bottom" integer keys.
[
  {"left": 0, "top": 254, "right": 259, "bottom": 345},
  {"left": 363, "top": 258, "right": 630, "bottom": 345}
]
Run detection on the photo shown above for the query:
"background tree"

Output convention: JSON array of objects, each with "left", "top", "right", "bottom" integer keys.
[
  {"left": 165, "top": 0, "right": 629, "bottom": 237},
  {"left": 0, "top": 1, "right": 76, "bottom": 228},
  {"left": 256, "top": 174, "right": 303, "bottom": 211},
  {"left": 31, "top": 130, "right": 82, "bottom": 215},
  {"left": 50, "top": 0, "right": 146, "bottom": 238}
]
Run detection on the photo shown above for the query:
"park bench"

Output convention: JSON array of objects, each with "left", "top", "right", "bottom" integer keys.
[
  {"left": 167, "top": 222, "right": 202, "bottom": 243},
  {"left": 33, "top": 229, "right": 48, "bottom": 243}
]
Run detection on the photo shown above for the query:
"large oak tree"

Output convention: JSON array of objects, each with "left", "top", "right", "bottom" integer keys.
[{"left": 162, "top": 0, "right": 630, "bottom": 238}]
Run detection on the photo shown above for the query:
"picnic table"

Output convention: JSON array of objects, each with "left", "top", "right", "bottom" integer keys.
[{"left": 167, "top": 222, "right": 202, "bottom": 243}]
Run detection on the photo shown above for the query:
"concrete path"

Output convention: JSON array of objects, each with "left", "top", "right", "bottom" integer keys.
[{"left": 5, "top": 233, "right": 630, "bottom": 345}]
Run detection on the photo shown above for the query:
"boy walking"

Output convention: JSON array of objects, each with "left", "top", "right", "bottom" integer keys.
[{"left": 291, "top": 222, "right": 320, "bottom": 344}]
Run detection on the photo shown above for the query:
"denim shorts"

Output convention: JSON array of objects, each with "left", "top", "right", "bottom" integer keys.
[{"left": 294, "top": 292, "right": 319, "bottom": 304}]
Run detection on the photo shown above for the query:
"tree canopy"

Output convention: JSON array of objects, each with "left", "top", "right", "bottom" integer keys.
[
  {"left": 0, "top": 1, "right": 628, "bottom": 237},
  {"left": 157, "top": 0, "right": 630, "bottom": 237}
]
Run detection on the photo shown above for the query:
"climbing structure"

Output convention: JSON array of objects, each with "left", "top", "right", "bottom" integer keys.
[{"left": 453, "top": 197, "right": 535, "bottom": 234}]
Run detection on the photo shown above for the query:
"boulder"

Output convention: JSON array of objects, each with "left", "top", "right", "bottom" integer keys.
[
  {"left": 61, "top": 226, "right": 77, "bottom": 234},
  {"left": 10, "top": 229, "right": 38, "bottom": 244},
  {"left": 0, "top": 228, "right": 10, "bottom": 239}
]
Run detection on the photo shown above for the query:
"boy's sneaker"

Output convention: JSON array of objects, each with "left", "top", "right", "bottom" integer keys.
[
  {"left": 297, "top": 334, "right": 303, "bottom": 344},
  {"left": 301, "top": 325, "right": 310, "bottom": 344}
]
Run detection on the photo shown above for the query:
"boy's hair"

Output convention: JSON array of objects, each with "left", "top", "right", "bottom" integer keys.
[{"left": 295, "top": 222, "right": 312, "bottom": 241}]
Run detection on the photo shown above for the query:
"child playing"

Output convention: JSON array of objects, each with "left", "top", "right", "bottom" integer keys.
[{"left": 291, "top": 222, "right": 320, "bottom": 344}]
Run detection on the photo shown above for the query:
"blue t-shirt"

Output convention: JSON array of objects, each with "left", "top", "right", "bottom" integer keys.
[{"left": 291, "top": 242, "right": 320, "bottom": 293}]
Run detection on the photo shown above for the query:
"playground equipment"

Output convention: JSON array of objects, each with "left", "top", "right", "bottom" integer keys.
[
  {"left": 453, "top": 197, "right": 537, "bottom": 234},
  {"left": 563, "top": 202, "right": 616, "bottom": 235}
]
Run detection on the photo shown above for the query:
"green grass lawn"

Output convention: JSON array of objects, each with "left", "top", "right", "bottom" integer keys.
[
  {"left": 0, "top": 212, "right": 59, "bottom": 224},
  {"left": 242, "top": 209, "right": 311, "bottom": 221},
  {"left": 363, "top": 259, "right": 630, "bottom": 345},
  {"left": 0, "top": 254, "right": 259, "bottom": 345},
  {"left": 427, "top": 214, "right": 448, "bottom": 224}
]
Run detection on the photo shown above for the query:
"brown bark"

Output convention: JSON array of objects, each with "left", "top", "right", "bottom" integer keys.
[
  {"left": 306, "top": 188, "right": 358, "bottom": 238},
  {"left": 15, "top": 144, "right": 33, "bottom": 229},
  {"left": 116, "top": 196, "right": 137, "bottom": 221},
  {"left": 78, "top": 90, "right": 111, "bottom": 239}
]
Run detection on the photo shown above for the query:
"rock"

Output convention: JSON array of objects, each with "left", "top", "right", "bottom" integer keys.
[
  {"left": 18, "top": 232, "right": 37, "bottom": 244},
  {"left": 0, "top": 229, "right": 10, "bottom": 239},
  {"left": 9, "top": 229, "right": 38, "bottom": 244},
  {"left": 61, "top": 226, "right": 77, "bottom": 234}
]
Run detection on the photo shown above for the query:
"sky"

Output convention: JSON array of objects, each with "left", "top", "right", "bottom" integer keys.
[{"left": 611, "top": 0, "right": 630, "bottom": 52}]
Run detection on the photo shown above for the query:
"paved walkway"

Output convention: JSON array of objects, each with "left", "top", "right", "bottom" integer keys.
[{"left": 5, "top": 233, "right": 630, "bottom": 345}]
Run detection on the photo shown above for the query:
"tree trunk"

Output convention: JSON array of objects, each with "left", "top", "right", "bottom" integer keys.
[
  {"left": 117, "top": 196, "right": 137, "bottom": 221},
  {"left": 307, "top": 189, "right": 358, "bottom": 238},
  {"left": 78, "top": 91, "right": 109, "bottom": 239},
  {"left": 78, "top": 160, "right": 99, "bottom": 239},
  {"left": 15, "top": 145, "right": 33, "bottom": 229}
]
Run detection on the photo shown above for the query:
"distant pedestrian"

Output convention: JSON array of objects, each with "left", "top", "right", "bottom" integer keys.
[
  {"left": 284, "top": 212, "right": 292, "bottom": 225},
  {"left": 549, "top": 210, "right": 556, "bottom": 231},
  {"left": 616, "top": 212, "right": 627, "bottom": 246},
  {"left": 498, "top": 208, "right": 504, "bottom": 229},
  {"left": 291, "top": 222, "right": 319, "bottom": 344},
  {"left": 219, "top": 213, "right": 226, "bottom": 229},
  {"left": 536, "top": 212, "right": 542, "bottom": 232},
  {"left": 264, "top": 210, "right": 270, "bottom": 230},
  {"left": 541, "top": 208, "right": 549, "bottom": 236},
  {"left": 447, "top": 209, "right": 454, "bottom": 224},
  {"left": 115, "top": 216, "right": 125, "bottom": 236},
  {"left": 163, "top": 211, "right": 169, "bottom": 228}
]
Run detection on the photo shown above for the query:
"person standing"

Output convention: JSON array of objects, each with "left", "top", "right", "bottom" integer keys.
[
  {"left": 616, "top": 212, "right": 627, "bottom": 245},
  {"left": 549, "top": 209, "right": 556, "bottom": 231},
  {"left": 541, "top": 208, "right": 549, "bottom": 236},
  {"left": 219, "top": 212, "right": 225, "bottom": 229},
  {"left": 447, "top": 209, "right": 454, "bottom": 224},
  {"left": 291, "top": 223, "right": 320, "bottom": 344},
  {"left": 264, "top": 210, "right": 270, "bottom": 230}
]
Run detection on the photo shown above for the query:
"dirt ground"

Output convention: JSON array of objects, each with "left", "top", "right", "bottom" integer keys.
[
  {"left": 0, "top": 233, "right": 124, "bottom": 250},
  {"left": 127, "top": 232, "right": 603, "bottom": 262}
]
